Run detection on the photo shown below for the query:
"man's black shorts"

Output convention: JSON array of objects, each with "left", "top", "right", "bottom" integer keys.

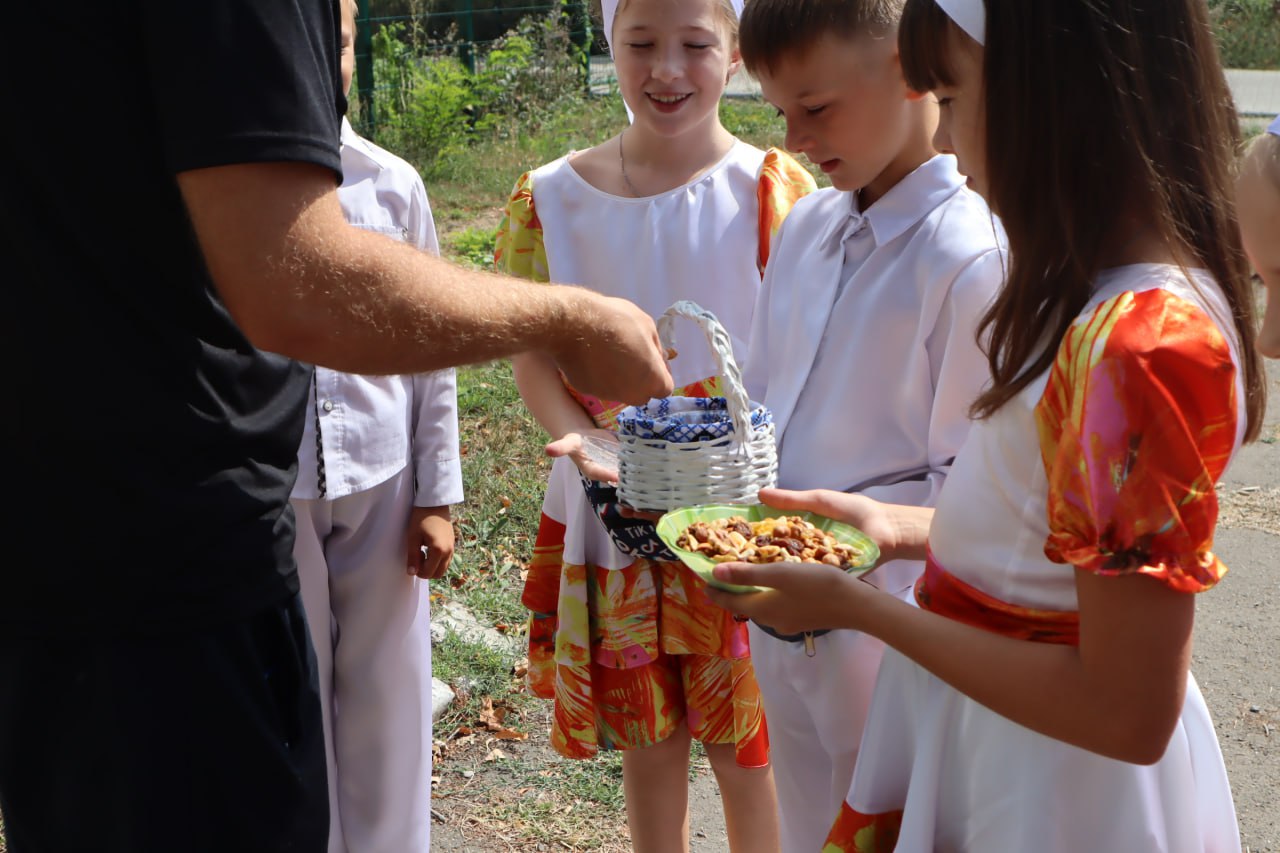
[{"left": 0, "top": 593, "right": 328, "bottom": 852}]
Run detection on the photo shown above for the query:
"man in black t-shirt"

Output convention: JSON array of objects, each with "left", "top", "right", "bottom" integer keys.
[{"left": 0, "top": 2, "right": 671, "bottom": 850}]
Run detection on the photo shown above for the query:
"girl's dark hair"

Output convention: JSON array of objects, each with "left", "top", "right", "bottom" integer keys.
[{"left": 900, "top": 0, "right": 1266, "bottom": 441}]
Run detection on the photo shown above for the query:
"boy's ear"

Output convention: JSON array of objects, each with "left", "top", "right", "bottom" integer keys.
[{"left": 890, "top": 50, "right": 929, "bottom": 102}]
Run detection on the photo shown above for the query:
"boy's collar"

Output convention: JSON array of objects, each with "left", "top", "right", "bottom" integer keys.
[{"left": 818, "top": 154, "right": 966, "bottom": 249}]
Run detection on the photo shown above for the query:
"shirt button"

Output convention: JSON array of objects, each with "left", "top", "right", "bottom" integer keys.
[{"left": 321, "top": 400, "right": 335, "bottom": 413}]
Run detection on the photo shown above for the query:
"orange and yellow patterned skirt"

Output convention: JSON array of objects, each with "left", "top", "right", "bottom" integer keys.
[{"left": 522, "top": 515, "right": 769, "bottom": 767}]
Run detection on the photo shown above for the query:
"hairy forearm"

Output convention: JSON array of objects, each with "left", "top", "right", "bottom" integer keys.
[
  {"left": 180, "top": 162, "right": 588, "bottom": 374},
  {"left": 259, "top": 211, "right": 589, "bottom": 373}
]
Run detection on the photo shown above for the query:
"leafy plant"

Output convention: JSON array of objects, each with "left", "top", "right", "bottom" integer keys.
[
  {"left": 1209, "top": 0, "right": 1280, "bottom": 69},
  {"left": 445, "top": 227, "right": 499, "bottom": 269}
]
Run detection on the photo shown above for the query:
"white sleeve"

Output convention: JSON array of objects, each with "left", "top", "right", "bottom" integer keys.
[
  {"left": 407, "top": 171, "right": 439, "bottom": 256},
  {"left": 406, "top": 167, "right": 460, "bottom": 507},
  {"left": 410, "top": 368, "right": 464, "bottom": 508},
  {"left": 741, "top": 221, "right": 788, "bottom": 404},
  {"left": 858, "top": 247, "right": 1001, "bottom": 509}
]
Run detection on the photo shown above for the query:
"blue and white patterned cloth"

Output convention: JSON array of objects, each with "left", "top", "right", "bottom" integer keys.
[{"left": 616, "top": 397, "right": 772, "bottom": 443}]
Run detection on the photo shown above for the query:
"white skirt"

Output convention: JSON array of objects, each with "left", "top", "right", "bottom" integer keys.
[{"left": 847, "top": 648, "right": 1241, "bottom": 852}]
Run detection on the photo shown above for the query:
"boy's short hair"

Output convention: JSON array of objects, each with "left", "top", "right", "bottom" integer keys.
[{"left": 740, "top": 0, "right": 904, "bottom": 75}]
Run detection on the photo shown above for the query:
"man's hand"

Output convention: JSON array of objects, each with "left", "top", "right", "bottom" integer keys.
[
  {"left": 550, "top": 293, "right": 672, "bottom": 405},
  {"left": 406, "top": 506, "right": 455, "bottom": 580}
]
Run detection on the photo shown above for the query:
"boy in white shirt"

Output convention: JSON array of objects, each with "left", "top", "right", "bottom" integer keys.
[
  {"left": 289, "top": 2, "right": 463, "bottom": 850},
  {"left": 736, "top": 1, "right": 1003, "bottom": 850}
]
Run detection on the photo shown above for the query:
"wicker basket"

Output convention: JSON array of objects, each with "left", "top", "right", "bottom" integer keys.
[{"left": 616, "top": 301, "right": 778, "bottom": 512}]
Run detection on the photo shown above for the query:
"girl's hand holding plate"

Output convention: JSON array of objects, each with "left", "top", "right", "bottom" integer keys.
[{"left": 704, "top": 559, "right": 878, "bottom": 636}]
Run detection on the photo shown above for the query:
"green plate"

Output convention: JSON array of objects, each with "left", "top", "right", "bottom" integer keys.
[{"left": 656, "top": 504, "right": 880, "bottom": 594}]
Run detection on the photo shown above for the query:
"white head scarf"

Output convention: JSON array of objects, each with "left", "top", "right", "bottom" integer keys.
[
  {"left": 935, "top": 0, "right": 985, "bottom": 45},
  {"left": 601, "top": 0, "right": 746, "bottom": 122}
]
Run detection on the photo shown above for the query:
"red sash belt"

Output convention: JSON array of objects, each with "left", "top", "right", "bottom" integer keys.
[{"left": 915, "top": 549, "right": 1080, "bottom": 646}]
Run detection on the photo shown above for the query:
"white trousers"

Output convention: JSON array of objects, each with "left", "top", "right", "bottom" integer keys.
[
  {"left": 749, "top": 578, "right": 916, "bottom": 852},
  {"left": 292, "top": 468, "right": 433, "bottom": 853}
]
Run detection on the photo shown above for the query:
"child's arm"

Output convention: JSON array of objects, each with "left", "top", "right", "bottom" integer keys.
[
  {"left": 406, "top": 367, "right": 464, "bottom": 579},
  {"left": 407, "top": 505, "right": 455, "bottom": 580},
  {"left": 709, "top": 559, "right": 1192, "bottom": 765},
  {"left": 495, "top": 171, "right": 622, "bottom": 483}
]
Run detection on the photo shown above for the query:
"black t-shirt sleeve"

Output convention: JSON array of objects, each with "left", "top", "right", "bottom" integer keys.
[{"left": 141, "top": 0, "right": 344, "bottom": 177}]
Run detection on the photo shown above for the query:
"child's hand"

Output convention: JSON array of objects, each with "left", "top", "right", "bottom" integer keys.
[
  {"left": 755, "top": 487, "right": 916, "bottom": 566},
  {"left": 704, "top": 561, "right": 877, "bottom": 636},
  {"left": 546, "top": 429, "right": 620, "bottom": 483},
  {"left": 406, "top": 506, "right": 455, "bottom": 580}
]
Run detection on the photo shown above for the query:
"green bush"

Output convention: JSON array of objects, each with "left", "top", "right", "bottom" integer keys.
[
  {"left": 1210, "top": 0, "right": 1280, "bottom": 69},
  {"left": 446, "top": 226, "right": 500, "bottom": 269},
  {"left": 367, "top": 6, "right": 589, "bottom": 169}
]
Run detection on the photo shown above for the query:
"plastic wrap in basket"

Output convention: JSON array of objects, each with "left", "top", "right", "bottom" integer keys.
[{"left": 616, "top": 301, "right": 778, "bottom": 512}]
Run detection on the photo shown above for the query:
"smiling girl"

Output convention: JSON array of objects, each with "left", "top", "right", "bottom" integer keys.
[{"left": 493, "top": 1, "right": 814, "bottom": 850}]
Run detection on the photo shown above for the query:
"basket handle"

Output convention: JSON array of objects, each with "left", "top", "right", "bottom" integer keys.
[{"left": 657, "top": 300, "right": 754, "bottom": 443}]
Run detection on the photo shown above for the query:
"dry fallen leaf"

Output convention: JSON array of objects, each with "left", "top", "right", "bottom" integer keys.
[
  {"left": 483, "top": 747, "right": 509, "bottom": 762},
  {"left": 493, "top": 727, "right": 528, "bottom": 741}
]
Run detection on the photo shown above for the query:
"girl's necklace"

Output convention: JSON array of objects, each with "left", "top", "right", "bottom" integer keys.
[{"left": 618, "top": 130, "right": 644, "bottom": 198}]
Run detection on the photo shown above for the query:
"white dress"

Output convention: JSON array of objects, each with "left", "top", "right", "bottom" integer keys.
[
  {"left": 834, "top": 265, "right": 1244, "bottom": 852},
  {"left": 495, "top": 141, "right": 815, "bottom": 765}
]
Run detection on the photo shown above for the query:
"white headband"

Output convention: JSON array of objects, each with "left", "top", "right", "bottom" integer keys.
[
  {"left": 601, "top": 0, "right": 745, "bottom": 121},
  {"left": 935, "top": 0, "right": 986, "bottom": 45}
]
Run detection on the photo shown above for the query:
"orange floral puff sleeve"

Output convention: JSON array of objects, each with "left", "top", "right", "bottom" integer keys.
[
  {"left": 494, "top": 170, "right": 549, "bottom": 284},
  {"left": 1034, "top": 288, "right": 1240, "bottom": 592},
  {"left": 756, "top": 147, "right": 817, "bottom": 275}
]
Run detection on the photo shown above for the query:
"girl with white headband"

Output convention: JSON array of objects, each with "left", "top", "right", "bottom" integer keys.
[
  {"left": 707, "top": 0, "right": 1267, "bottom": 850},
  {"left": 494, "top": 1, "right": 814, "bottom": 849}
]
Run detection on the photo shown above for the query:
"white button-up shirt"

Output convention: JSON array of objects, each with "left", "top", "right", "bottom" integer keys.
[
  {"left": 291, "top": 119, "right": 463, "bottom": 507},
  {"left": 743, "top": 155, "right": 1004, "bottom": 592}
]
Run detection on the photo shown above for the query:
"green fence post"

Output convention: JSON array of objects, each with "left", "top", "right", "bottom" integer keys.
[
  {"left": 459, "top": 0, "right": 476, "bottom": 74},
  {"left": 355, "top": 0, "right": 376, "bottom": 137},
  {"left": 566, "top": 0, "right": 593, "bottom": 94}
]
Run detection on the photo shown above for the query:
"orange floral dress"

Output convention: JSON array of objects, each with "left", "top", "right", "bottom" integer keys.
[
  {"left": 494, "top": 143, "right": 814, "bottom": 765},
  {"left": 825, "top": 265, "right": 1245, "bottom": 851}
]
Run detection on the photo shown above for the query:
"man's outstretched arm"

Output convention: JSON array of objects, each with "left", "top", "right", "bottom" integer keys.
[{"left": 177, "top": 160, "right": 672, "bottom": 403}]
